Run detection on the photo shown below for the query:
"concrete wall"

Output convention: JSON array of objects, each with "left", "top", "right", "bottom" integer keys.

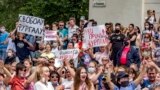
[{"left": 89, "top": 0, "right": 143, "bottom": 28}]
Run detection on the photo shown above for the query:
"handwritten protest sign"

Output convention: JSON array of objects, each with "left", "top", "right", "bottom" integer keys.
[
  {"left": 17, "top": 14, "right": 44, "bottom": 36},
  {"left": 56, "top": 49, "right": 79, "bottom": 60},
  {"left": 83, "top": 25, "right": 109, "bottom": 48},
  {"left": 44, "top": 30, "right": 57, "bottom": 41}
]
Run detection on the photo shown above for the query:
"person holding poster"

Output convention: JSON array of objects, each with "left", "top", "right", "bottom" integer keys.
[{"left": 11, "top": 32, "right": 34, "bottom": 62}]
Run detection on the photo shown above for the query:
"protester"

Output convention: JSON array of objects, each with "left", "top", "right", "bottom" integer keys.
[
  {"left": 0, "top": 9, "right": 160, "bottom": 90},
  {"left": 117, "top": 38, "right": 140, "bottom": 67},
  {"left": 109, "top": 23, "right": 125, "bottom": 66},
  {"left": 72, "top": 66, "right": 94, "bottom": 90},
  {"left": 34, "top": 65, "right": 54, "bottom": 90},
  {"left": 0, "top": 25, "right": 9, "bottom": 60}
]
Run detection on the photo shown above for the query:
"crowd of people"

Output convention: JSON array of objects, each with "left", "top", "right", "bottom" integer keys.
[{"left": 0, "top": 10, "right": 160, "bottom": 90}]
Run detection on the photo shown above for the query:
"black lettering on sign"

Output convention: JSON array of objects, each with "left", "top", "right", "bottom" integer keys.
[{"left": 19, "top": 15, "right": 44, "bottom": 26}]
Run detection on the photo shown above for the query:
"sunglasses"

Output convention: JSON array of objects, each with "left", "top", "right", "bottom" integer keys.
[
  {"left": 59, "top": 25, "right": 64, "bottom": 26},
  {"left": 51, "top": 75, "right": 58, "bottom": 78},
  {"left": 49, "top": 61, "right": 54, "bottom": 63}
]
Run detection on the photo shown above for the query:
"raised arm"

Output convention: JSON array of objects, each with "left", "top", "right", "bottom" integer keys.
[
  {"left": 105, "top": 69, "right": 115, "bottom": 90},
  {"left": 134, "top": 60, "right": 147, "bottom": 86},
  {"left": 24, "top": 66, "right": 38, "bottom": 87},
  {"left": 23, "top": 39, "right": 34, "bottom": 49},
  {"left": 91, "top": 66, "right": 103, "bottom": 83},
  {"left": 148, "top": 60, "right": 160, "bottom": 73},
  {"left": 64, "top": 59, "right": 75, "bottom": 77}
]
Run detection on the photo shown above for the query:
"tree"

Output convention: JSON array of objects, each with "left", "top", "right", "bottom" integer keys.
[{"left": 0, "top": 0, "right": 89, "bottom": 31}]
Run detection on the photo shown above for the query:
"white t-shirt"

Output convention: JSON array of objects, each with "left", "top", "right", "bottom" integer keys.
[
  {"left": 34, "top": 81, "right": 54, "bottom": 90},
  {"left": 62, "top": 79, "right": 73, "bottom": 90},
  {"left": 68, "top": 25, "right": 79, "bottom": 40}
]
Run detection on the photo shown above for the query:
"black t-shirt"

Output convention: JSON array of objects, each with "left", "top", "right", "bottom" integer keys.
[
  {"left": 127, "top": 32, "right": 137, "bottom": 46},
  {"left": 110, "top": 33, "right": 125, "bottom": 51},
  {"left": 14, "top": 38, "right": 30, "bottom": 61}
]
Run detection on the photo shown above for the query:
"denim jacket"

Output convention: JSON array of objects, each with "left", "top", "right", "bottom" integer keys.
[{"left": 116, "top": 46, "right": 140, "bottom": 67}]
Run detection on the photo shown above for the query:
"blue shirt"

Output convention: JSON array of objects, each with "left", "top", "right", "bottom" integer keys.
[
  {"left": 114, "top": 82, "right": 136, "bottom": 90},
  {"left": 0, "top": 32, "right": 9, "bottom": 48},
  {"left": 58, "top": 28, "right": 68, "bottom": 48},
  {"left": 58, "top": 28, "right": 68, "bottom": 39}
]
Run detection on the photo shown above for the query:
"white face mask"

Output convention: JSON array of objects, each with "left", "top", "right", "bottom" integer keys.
[
  {"left": 53, "top": 42, "right": 58, "bottom": 47},
  {"left": 88, "top": 67, "right": 95, "bottom": 73},
  {"left": 0, "top": 28, "right": 5, "bottom": 32},
  {"left": 7, "top": 52, "right": 12, "bottom": 57}
]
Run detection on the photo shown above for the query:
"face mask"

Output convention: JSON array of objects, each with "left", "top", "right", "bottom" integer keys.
[
  {"left": 121, "top": 81, "right": 129, "bottom": 87},
  {"left": 53, "top": 42, "right": 58, "bottom": 47},
  {"left": 7, "top": 52, "right": 12, "bottom": 57},
  {"left": 124, "top": 41, "right": 129, "bottom": 46},
  {"left": 0, "top": 28, "right": 5, "bottom": 32},
  {"left": 88, "top": 67, "right": 95, "bottom": 73},
  {"left": 115, "top": 29, "right": 120, "bottom": 33}
]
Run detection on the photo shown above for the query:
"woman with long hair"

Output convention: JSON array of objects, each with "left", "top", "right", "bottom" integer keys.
[
  {"left": 49, "top": 71, "right": 61, "bottom": 89},
  {"left": 72, "top": 66, "right": 94, "bottom": 90},
  {"left": 34, "top": 65, "right": 54, "bottom": 90}
]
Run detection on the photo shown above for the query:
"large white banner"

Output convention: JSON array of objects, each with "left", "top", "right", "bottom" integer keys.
[
  {"left": 44, "top": 30, "right": 57, "bottom": 41},
  {"left": 56, "top": 49, "right": 79, "bottom": 60},
  {"left": 83, "top": 25, "right": 109, "bottom": 48},
  {"left": 17, "top": 14, "right": 44, "bottom": 36}
]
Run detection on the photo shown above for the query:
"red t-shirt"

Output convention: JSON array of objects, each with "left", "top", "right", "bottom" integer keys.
[
  {"left": 9, "top": 76, "right": 26, "bottom": 90},
  {"left": 120, "top": 47, "right": 130, "bottom": 65}
]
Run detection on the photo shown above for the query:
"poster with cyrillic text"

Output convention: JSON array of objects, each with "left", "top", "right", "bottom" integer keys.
[
  {"left": 56, "top": 49, "right": 79, "bottom": 60},
  {"left": 44, "top": 30, "right": 57, "bottom": 41},
  {"left": 83, "top": 25, "right": 109, "bottom": 48},
  {"left": 17, "top": 14, "right": 44, "bottom": 36}
]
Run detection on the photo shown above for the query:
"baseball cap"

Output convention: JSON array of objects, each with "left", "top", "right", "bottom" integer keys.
[{"left": 117, "top": 71, "right": 129, "bottom": 79}]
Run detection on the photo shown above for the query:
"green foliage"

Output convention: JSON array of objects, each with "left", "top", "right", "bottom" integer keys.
[{"left": 0, "top": 0, "right": 89, "bottom": 32}]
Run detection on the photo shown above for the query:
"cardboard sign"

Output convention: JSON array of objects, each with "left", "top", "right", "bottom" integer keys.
[
  {"left": 56, "top": 49, "right": 79, "bottom": 60},
  {"left": 17, "top": 14, "right": 44, "bottom": 36},
  {"left": 44, "top": 30, "right": 57, "bottom": 41},
  {"left": 83, "top": 25, "right": 109, "bottom": 48}
]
